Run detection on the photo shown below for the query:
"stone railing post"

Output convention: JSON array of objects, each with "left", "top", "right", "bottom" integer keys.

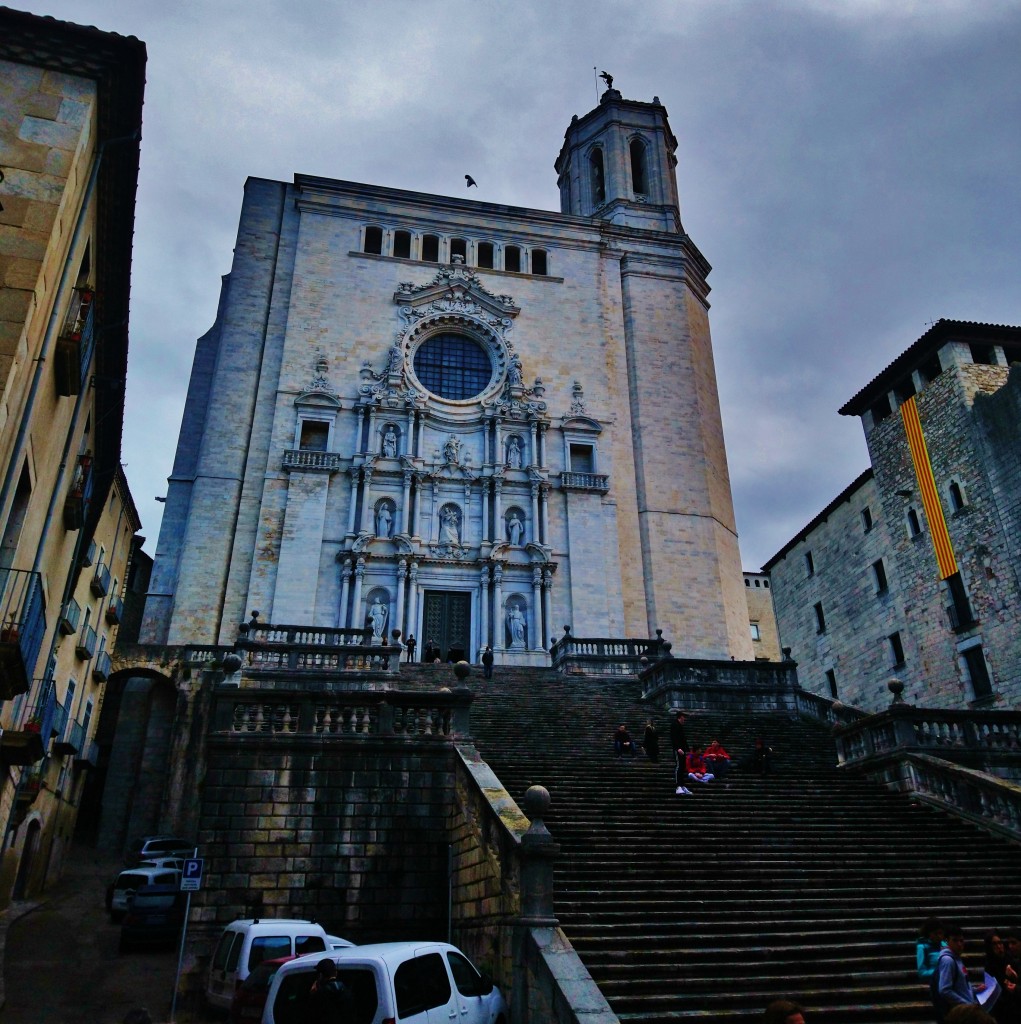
[
  {"left": 378, "top": 701, "right": 394, "bottom": 736},
  {"left": 518, "top": 785, "right": 559, "bottom": 925}
]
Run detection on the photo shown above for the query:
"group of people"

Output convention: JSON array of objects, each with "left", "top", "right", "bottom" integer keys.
[
  {"left": 918, "top": 918, "right": 1019, "bottom": 1023},
  {"left": 611, "top": 710, "right": 773, "bottom": 797}
]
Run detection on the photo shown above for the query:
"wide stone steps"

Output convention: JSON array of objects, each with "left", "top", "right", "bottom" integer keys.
[{"left": 458, "top": 669, "right": 1021, "bottom": 1024}]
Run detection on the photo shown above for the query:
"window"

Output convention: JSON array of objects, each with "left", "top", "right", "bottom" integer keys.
[
  {"left": 944, "top": 571, "right": 975, "bottom": 630},
  {"left": 825, "top": 669, "right": 838, "bottom": 699},
  {"left": 569, "top": 443, "right": 595, "bottom": 473},
  {"left": 249, "top": 936, "right": 292, "bottom": 970},
  {"left": 871, "top": 394, "right": 892, "bottom": 424},
  {"left": 363, "top": 226, "right": 383, "bottom": 255},
  {"left": 394, "top": 953, "right": 451, "bottom": 1018},
  {"left": 888, "top": 631, "right": 905, "bottom": 667},
  {"left": 861, "top": 507, "right": 873, "bottom": 532},
  {"left": 477, "top": 241, "right": 494, "bottom": 269},
  {"left": 949, "top": 480, "right": 966, "bottom": 513},
  {"left": 872, "top": 558, "right": 888, "bottom": 594},
  {"left": 744, "top": 578, "right": 751, "bottom": 587},
  {"left": 919, "top": 353, "right": 943, "bottom": 385},
  {"left": 961, "top": 644, "right": 993, "bottom": 699},
  {"left": 813, "top": 602, "right": 826, "bottom": 634},
  {"left": 750, "top": 623, "right": 761, "bottom": 642},
  {"left": 450, "top": 237, "right": 467, "bottom": 261},
  {"left": 805, "top": 551, "right": 815, "bottom": 576},
  {"left": 754, "top": 579, "right": 761, "bottom": 587},
  {"left": 907, "top": 508, "right": 922, "bottom": 538},
  {"left": 894, "top": 377, "right": 916, "bottom": 403},
  {"left": 504, "top": 245, "right": 521, "bottom": 273},
  {"left": 589, "top": 148, "right": 605, "bottom": 204},
  {"left": 969, "top": 342, "right": 996, "bottom": 365},
  {"left": 630, "top": 138, "right": 647, "bottom": 195},
  {"left": 763, "top": 580, "right": 769, "bottom": 589},
  {"left": 447, "top": 951, "right": 488, "bottom": 997},
  {"left": 393, "top": 230, "right": 411, "bottom": 259},
  {"left": 421, "top": 234, "right": 439, "bottom": 262},
  {"left": 299, "top": 420, "right": 329, "bottom": 452},
  {"left": 531, "top": 248, "right": 548, "bottom": 276},
  {"left": 413, "top": 333, "right": 492, "bottom": 401}
]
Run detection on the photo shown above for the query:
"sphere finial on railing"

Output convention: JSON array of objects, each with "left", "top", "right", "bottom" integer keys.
[
  {"left": 453, "top": 660, "right": 471, "bottom": 682},
  {"left": 888, "top": 677, "right": 905, "bottom": 704},
  {"left": 523, "top": 784, "right": 551, "bottom": 828}
]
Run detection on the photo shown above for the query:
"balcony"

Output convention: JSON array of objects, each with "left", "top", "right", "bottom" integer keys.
[
  {"left": 52, "top": 699, "right": 76, "bottom": 756},
  {"left": 282, "top": 449, "right": 344, "bottom": 473},
  {"left": 81, "top": 540, "right": 96, "bottom": 567},
  {"left": 2, "top": 682, "right": 56, "bottom": 766},
  {"left": 63, "top": 452, "right": 95, "bottom": 531},
  {"left": 74, "top": 737, "right": 99, "bottom": 771},
  {"left": 105, "top": 595, "right": 123, "bottom": 625},
  {"left": 93, "top": 648, "right": 111, "bottom": 681},
  {"left": 0, "top": 569, "right": 46, "bottom": 700},
  {"left": 91, "top": 562, "right": 111, "bottom": 597},
  {"left": 60, "top": 597, "right": 81, "bottom": 635},
  {"left": 54, "top": 288, "right": 95, "bottom": 397},
  {"left": 75, "top": 624, "right": 97, "bottom": 661},
  {"left": 561, "top": 471, "right": 609, "bottom": 493}
]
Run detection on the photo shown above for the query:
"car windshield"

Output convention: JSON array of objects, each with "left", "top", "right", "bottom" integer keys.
[{"left": 116, "top": 874, "right": 150, "bottom": 889}]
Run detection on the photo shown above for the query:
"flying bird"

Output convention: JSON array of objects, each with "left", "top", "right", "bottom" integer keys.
[
  {"left": 465, "top": 174, "right": 477, "bottom": 188},
  {"left": 599, "top": 71, "right": 613, "bottom": 89}
]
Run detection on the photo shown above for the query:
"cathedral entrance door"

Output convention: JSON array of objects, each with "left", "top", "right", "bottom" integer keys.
[{"left": 422, "top": 591, "right": 471, "bottom": 663}]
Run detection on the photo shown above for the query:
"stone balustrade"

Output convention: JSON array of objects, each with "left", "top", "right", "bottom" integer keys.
[
  {"left": 550, "top": 627, "right": 670, "bottom": 675},
  {"left": 640, "top": 656, "right": 801, "bottom": 712},
  {"left": 559, "top": 471, "right": 609, "bottom": 492},
  {"left": 214, "top": 687, "right": 471, "bottom": 738},
  {"left": 234, "top": 621, "right": 400, "bottom": 674},
  {"left": 281, "top": 448, "right": 344, "bottom": 472}
]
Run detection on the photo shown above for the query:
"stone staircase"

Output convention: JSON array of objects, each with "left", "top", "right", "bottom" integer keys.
[{"left": 408, "top": 663, "right": 1021, "bottom": 1024}]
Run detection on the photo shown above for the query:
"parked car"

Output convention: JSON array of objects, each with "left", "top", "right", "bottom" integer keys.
[
  {"left": 109, "top": 866, "right": 182, "bottom": 922},
  {"left": 263, "top": 942, "right": 507, "bottom": 1024},
  {"left": 327, "top": 933, "right": 355, "bottom": 951},
  {"left": 119, "top": 884, "right": 187, "bottom": 952},
  {"left": 206, "top": 918, "right": 337, "bottom": 1010},
  {"left": 125, "top": 834, "right": 195, "bottom": 866},
  {"left": 228, "top": 955, "right": 296, "bottom": 1024},
  {"left": 138, "top": 856, "right": 188, "bottom": 872}
]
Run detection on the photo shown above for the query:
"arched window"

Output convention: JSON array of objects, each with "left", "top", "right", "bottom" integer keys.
[
  {"left": 589, "top": 148, "right": 605, "bottom": 204},
  {"left": 477, "top": 242, "right": 494, "bottom": 269},
  {"left": 421, "top": 234, "right": 439, "bottom": 262},
  {"left": 531, "top": 249, "right": 548, "bottom": 276},
  {"left": 363, "top": 226, "right": 383, "bottom": 255},
  {"left": 630, "top": 139, "right": 647, "bottom": 195},
  {"left": 504, "top": 246, "right": 521, "bottom": 273},
  {"left": 450, "top": 237, "right": 467, "bottom": 262},
  {"left": 393, "top": 230, "right": 411, "bottom": 259}
]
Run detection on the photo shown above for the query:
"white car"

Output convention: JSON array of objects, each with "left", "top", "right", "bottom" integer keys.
[
  {"left": 108, "top": 866, "right": 181, "bottom": 921},
  {"left": 262, "top": 941, "right": 507, "bottom": 1024}
]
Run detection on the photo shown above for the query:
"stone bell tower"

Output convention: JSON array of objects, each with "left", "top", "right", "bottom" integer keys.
[{"left": 555, "top": 87, "right": 682, "bottom": 232}]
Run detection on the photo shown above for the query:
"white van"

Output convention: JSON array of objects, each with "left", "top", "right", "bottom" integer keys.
[
  {"left": 206, "top": 918, "right": 333, "bottom": 1010},
  {"left": 263, "top": 941, "right": 507, "bottom": 1024},
  {"left": 109, "top": 866, "right": 181, "bottom": 921}
]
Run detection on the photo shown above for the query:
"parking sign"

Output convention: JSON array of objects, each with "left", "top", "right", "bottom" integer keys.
[{"left": 181, "top": 857, "right": 204, "bottom": 891}]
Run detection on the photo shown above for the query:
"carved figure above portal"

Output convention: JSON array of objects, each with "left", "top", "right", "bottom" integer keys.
[
  {"left": 367, "top": 595, "right": 389, "bottom": 642},
  {"left": 506, "top": 509, "right": 525, "bottom": 546},
  {"left": 441, "top": 505, "right": 461, "bottom": 545},
  {"left": 382, "top": 425, "right": 398, "bottom": 458},
  {"left": 375, "top": 498, "right": 395, "bottom": 539},
  {"left": 506, "top": 435, "right": 523, "bottom": 468},
  {"left": 443, "top": 435, "right": 462, "bottom": 464}
]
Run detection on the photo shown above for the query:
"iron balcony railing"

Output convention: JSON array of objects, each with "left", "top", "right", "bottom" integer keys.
[
  {"left": 91, "top": 562, "right": 111, "bottom": 597},
  {"left": 63, "top": 452, "right": 95, "bottom": 531},
  {"left": 93, "top": 648, "right": 111, "bottom": 681},
  {"left": 105, "top": 595, "right": 123, "bottom": 625},
  {"left": 55, "top": 288, "right": 95, "bottom": 396},
  {"left": 60, "top": 597, "right": 81, "bottom": 635},
  {"left": 0, "top": 569, "right": 46, "bottom": 699},
  {"left": 75, "top": 623, "right": 97, "bottom": 661}
]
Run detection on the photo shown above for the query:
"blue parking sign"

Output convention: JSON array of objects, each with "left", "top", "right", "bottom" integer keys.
[{"left": 181, "top": 857, "right": 204, "bottom": 891}]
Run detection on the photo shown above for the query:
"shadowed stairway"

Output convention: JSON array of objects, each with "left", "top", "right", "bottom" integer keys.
[{"left": 412, "top": 664, "right": 1021, "bottom": 1023}]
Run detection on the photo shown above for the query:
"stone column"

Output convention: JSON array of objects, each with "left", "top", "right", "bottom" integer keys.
[
  {"left": 464, "top": 484, "right": 472, "bottom": 545},
  {"left": 395, "top": 559, "right": 407, "bottom": 633},
  {"left": 481, "top": 480, "right": 490, "bottom": 543},
  {"left": 531, "top": 566, "right": 543, "bottom": 652},
  {"left": 484, "top": 419, "right": 492, "bottom": 464},
  {"left": 479, "top": 565, "right": 490, "bottom": 650},
  {"left": 413, "top": 474, "right": 422, "bottom": 537},
  {"left": 431, "top": 480, "right": 440, "bottom": 543},
  {"left": 540, "top": 483, "right": 550, "bottom": 546},
  {"left": 494, "top": 419, "right": 503, "bottom": 465},
  {"left": 401, "top": 472, "right": 412, "bottom": 535},
  {"left": 346, "top": 470, "right": 359, "bottom": 534},
  {"left": 339, "top": 558, "right": 352, "bottom": 628},
  {"left": 538, "top": 423, "right": 547, "bottom": 468},
  {"left": 350, "top": 558, "right": 365, "bottom": 630},
  {"left": 407, "top": 561, "right": 419, "bottom": 640},
  {"left": 405, "top": 407, "right": 415, "bottom": 456},
  {"left": 367, "top": 406, "right": 378, "bottom": 451},
  {"left": 357, "top": 406, "right": 368, "bottom": 453},
  {"left": 542, "top": 568, "right": 553, "bottom": 650},
  {"left": 493, "top": 479, "right": 503, "bottom": 536},
  {"left": 359, "top": 468, "right": 374, "bottom": 533},
  {"left": 530, "top": 483, "right": 540, "bottom": 544},
  {"left": 493, "top": 564, "right": 504, "bottom": 652},
  {"left": 529, "top": 422, "right": 538, "bottom": 467}
]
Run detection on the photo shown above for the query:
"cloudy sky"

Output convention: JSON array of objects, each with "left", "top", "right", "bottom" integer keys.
[{"left": 32, "top": 0, "right": 1021, "bottom": 569}]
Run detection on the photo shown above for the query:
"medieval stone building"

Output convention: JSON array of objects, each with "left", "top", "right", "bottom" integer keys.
[
  {"left": 766, "top": 320, "right": 1021, "bottom": 712},
  {"left": 140, "top": 88, "right": 753, "bottom": 663}
]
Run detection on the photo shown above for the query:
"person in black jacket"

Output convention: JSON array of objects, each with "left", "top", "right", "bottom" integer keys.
[
  {"left": 308, "top": 958, "right": 353, "bottom": 1022},
  {"left": 481, "top": 645, "right": 495, "bottom": 679},
  {"left": 671, "top": 709, "right": 692, "bottom": 795}
]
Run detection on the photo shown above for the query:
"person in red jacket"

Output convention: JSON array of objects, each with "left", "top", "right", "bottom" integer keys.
[
  {"left": 705, "top": 739, "right": 731, "bottom": 778},
  {"left": 686, "top": 744, "right": 715, "bottom": 784}
]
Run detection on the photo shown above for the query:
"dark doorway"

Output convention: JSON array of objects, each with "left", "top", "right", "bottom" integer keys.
[{"left": 422, "top": 591, "right": 471, "bottom": 663}]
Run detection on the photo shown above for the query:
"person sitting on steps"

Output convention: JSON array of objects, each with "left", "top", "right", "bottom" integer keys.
[
  {"left": 613, "top": 724, "right": 636, "bottom": 760},
  {"left": 686, "top": 744, "right": 715, "bottom": 784}
]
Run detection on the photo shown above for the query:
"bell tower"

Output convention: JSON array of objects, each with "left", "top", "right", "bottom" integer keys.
[{"left": 555, "top": 87, "right": 682, "bottom": 232}]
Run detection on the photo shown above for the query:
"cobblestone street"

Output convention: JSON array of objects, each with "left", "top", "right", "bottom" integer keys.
[{"left": 0, "top": 845, "right": 214, "bottom": 1024}]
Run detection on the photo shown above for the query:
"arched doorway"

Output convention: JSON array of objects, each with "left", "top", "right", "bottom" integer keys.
[{"left": 12, "top": 818, "right": 41, "bottom": 900}]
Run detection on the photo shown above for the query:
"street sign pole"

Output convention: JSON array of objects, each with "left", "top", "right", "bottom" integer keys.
[{"left": 171, "top": 851, "right": 203, "bottom": 1023}]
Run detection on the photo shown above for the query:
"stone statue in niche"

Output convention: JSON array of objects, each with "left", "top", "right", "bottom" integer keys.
[
  {"left": 367, "top": 597, "right": 388, "bottom": 642},
  {"left": 376, "top": 503, "right": 393, "bottom": 538},
  {"left": 506, "top": 602, "right": 527, "bottom": 650},
  {"left": 507, "top": 512, "right": 524, "bottom": 546},
  {"left": 441, "top": 507, "right": 461, "bottom": 545},
  {"left": 382, "top": 427, "right": 398, "bottom": 458},
  {"left": 507, "top": 436, "right": 523, "bottom": 468},
  {"left": 443, "top": 435, "right": 461, "bottom": 464},
  {"left": 507, "top": 356, "right": 523, "bottom": 387}
]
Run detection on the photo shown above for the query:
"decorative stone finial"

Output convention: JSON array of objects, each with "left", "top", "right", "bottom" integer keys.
[
  {"left": 888, "top": 677, "right": 905, "bottom": 704},
  {"left": 453, "top": 661, "right": 471, "bottom": 682},
  {"left": 523, "top": 784, "right": 551, "bottom": 823}
]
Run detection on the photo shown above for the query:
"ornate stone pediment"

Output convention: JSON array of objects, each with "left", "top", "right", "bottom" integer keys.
[{"left": 394, "top": 263, "right": 519, "bottom": 322}]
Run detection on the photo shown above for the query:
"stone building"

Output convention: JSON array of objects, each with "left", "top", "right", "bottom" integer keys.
[
  {"left": 765, "top": 320, "right": 1021, "bottom": 712},
  {"left": 0, "top": 9, "right": 145, "bottom": 903},
  {"left": 141, "top": 87, "right": 753, "bottom": 664},
  {"left": 743, "top": 571, "right": 781, "bottom": 662}
]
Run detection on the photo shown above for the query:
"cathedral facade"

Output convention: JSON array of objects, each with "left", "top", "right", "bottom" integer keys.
[{"left": 141, "top": 89, "right": 753, "bottom": 663}]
